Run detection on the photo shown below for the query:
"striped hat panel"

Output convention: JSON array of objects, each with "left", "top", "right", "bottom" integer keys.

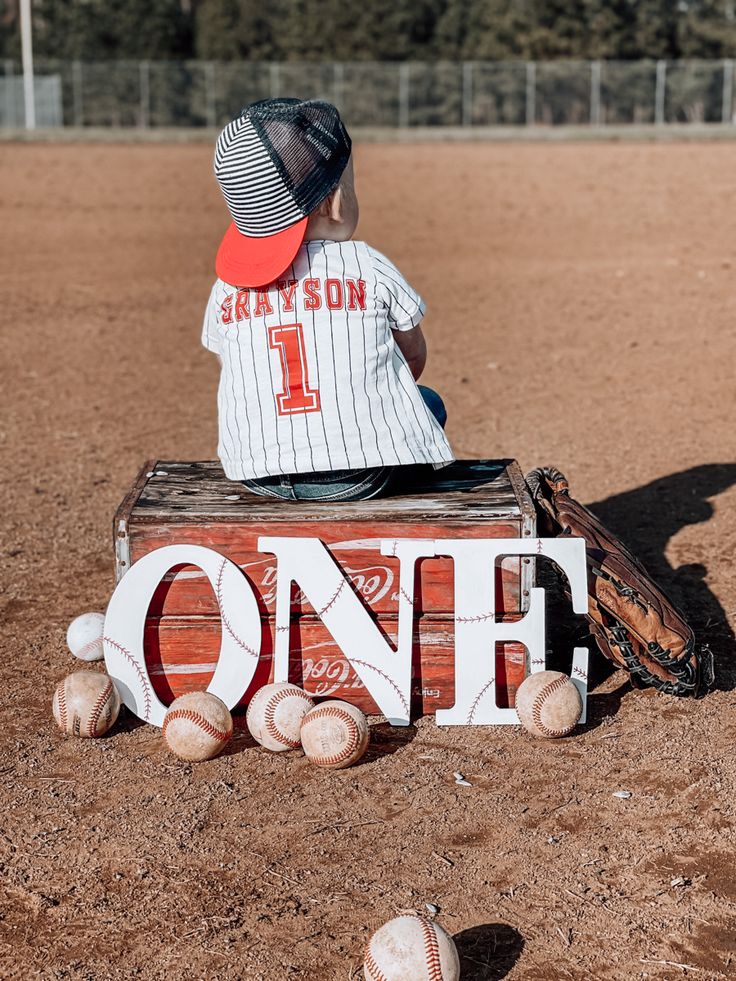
[{"left": 214, "top": 116, "right": 304, "bottom": 238}]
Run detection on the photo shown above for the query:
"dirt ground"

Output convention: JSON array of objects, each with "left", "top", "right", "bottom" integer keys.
[{"left": 2, "top": 139, "right": 736, "bottom": 981}]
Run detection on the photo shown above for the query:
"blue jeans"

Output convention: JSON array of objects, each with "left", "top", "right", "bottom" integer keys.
[{"left": 243, "top": 385, "right": 447, "bottom": 502}]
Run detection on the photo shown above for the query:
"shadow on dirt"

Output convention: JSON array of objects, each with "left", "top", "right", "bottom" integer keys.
[
  {"left": 454, "top": 922, "right": 524, "bottom": 980},
  {"left": 222, "top": 715, "right": 259, "bottom": 756},
  {"left": 589, "top": 463, "right": 736, "bottom": 691},
  {"left": 360, "top": 721, "right": 417, "bottom": 765},
  {"left": 585, "top": 677, "right": 635, "bottom": 726},
  {"left": 114, "top": 708, "right": 148, "bottom": 735}
]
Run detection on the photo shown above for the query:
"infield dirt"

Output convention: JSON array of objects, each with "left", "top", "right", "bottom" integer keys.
[{"left": 2, "top": 140, "right": 736, "bottom": 980}]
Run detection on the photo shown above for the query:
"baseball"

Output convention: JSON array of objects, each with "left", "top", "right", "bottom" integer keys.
[
  {"left": 300, "top": 699, "right": 369, "bottom": 769},
  {"left": 162, "top": 692, "right": 233, "bottom": 761},
  {"left": 66, "top": 611, "right": 106, "bottom": 662},
  {"left": 52, "top": 670, "right": 121, "bottom": 738},
  {"left": 515, "top": 670, "right": 582, "bottom": 738},
  {"left": 246, "top": 682, "right": 314, "bottom": 752},
  {"left": 364, "top": 915, "right": 460, "bottom": 981}
]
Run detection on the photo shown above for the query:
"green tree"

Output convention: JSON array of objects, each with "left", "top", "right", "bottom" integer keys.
[
  {"left": 677, "top": 0, "right": 736, "bottom": 57},
  {"left": 4, "top": 0, "right": 736, "bottom": 65},
  {"left": 586, "top": 0, "right": 639, "bottom": 60},
  {"left": 1, "top": 0, "right": 193, "bottom": 61},
  {"left": 196, "top": 0, "right": 283, "bottom": 60}
]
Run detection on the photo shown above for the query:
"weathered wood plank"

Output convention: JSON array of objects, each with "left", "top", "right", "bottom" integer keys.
[
  {"left": 122, "top": 459, "right": 529, "bottom": 523},
  {"left": 143, "top": 615, "right": 527, "bottom": 715},
  {"left": 113, "top": 458, "right": 157, "bottom": 579}
]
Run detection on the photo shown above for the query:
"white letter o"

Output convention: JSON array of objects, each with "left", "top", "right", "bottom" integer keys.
[{"left": 103, "top": 544, "right": 261, "bottom": 727}]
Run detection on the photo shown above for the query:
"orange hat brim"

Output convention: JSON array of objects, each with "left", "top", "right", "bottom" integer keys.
[{"left": 215, "top": 218, "right": 308, "bottom": 288}]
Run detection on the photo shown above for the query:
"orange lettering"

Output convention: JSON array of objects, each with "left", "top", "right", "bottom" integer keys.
[
  {"left": 234, "top": 289, "right": 250, "bottom": 321},
  {"left": 303, "top": 278, "right": 322, "bottom": 310},
  {"left": 254, "top": 290, "right": 274, "bottom": 317},
  {"left": 346, "top": 279, "right": 367, "bottom": 311},
  {"left": 278, "top": 280, "right": 298, "bottom": 313},
  {"left": 325, "top": 278, "right": 344, "bottom": 310}
]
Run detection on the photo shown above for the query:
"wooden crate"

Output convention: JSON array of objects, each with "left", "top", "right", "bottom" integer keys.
[{"left": 114, "top": 460, "right": 537, "bottom": 714}]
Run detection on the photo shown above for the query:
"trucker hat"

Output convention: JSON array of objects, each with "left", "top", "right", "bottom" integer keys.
[{"left": 214, "top": 98, "right": 352, "bottom": 287}]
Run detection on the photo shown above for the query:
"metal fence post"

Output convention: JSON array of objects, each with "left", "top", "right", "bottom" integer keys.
[
  {"left": 590, "top": 60, "right": 602, "bottom": 125},
  {"left": 398, "top": 63, "right": 410, "bottom": 128},
  {"left": 525, "top": 61, "right": 536, "bottom": 125},
  {"left": 270, "top": 62, "right": 280, "bottom": 99},
  {"left": 204, "top": 61, "right": 216, "bottom": 127},
  {"left": 655, "top": 59, "right": 666, "bottom": 124},
  {"left": 3, "top": 59, "right": 14, "bottom": 128},
  {"left": 72, "top": 59, "right": 84, "bottom": 126},
  {"left": 462, "top": 61, "right": 473, "bottom": 126},
  {"left": 333, "top": 62, "right": 343, "bottom": 109},
  {"left": 722, "top": 58, "right": 734, "bottom": 123},
  {"left": 139, "top": 60, "right": 150, "bottom": 128},
  {"left": 20, "top": 0, "right": 35, "bottom": 130}
]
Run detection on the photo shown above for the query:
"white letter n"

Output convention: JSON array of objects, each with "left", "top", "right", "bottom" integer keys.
[{"left": 258, "top": 537, "right": 435, "bottom": 725}]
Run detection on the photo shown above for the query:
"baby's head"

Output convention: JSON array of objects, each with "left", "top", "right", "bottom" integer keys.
[{"left": 214, "top": 98, "right": 355, "bottom": 288}]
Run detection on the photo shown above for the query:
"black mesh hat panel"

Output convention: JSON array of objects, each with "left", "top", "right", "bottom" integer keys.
[{"left": 246, "top": 98, "right": 352, "bottom": 220}]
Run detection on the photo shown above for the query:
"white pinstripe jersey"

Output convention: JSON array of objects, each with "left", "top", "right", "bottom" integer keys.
[{"left": 201, "top": 239, "right": 455, "bottom": 480}]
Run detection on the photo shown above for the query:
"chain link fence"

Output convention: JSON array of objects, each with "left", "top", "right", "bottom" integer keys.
[{"left": 2, "top": 59, "right": 735, "bottom": 129}]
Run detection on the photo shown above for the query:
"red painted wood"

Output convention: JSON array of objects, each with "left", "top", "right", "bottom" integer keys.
[
  {"left": 143, "top": 616, "right": 527, "bottom": 715},
  {"left": 131, "top": 521, "right": 525, "bottom": 616}
]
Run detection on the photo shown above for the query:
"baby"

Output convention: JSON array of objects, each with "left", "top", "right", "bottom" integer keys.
[{"left": 202, "top": 98, "right": 454, "bottom": 501}]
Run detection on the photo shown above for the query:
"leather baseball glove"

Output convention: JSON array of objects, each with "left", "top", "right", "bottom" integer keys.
[{"left": 525, "top": 466, "right": 713, "bottom": 697}]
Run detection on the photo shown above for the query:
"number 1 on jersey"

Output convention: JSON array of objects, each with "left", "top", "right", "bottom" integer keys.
[{"left": 268, "top": 323, "right": 321, "bottom": 416}]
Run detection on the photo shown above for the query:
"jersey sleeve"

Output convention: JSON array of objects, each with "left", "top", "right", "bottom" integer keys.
[
  {"left": 367, "top": 246, "right": 426, "bottom": 332},
  {"left": 201, "top": 282, "right": 221, "bottom": 354}
]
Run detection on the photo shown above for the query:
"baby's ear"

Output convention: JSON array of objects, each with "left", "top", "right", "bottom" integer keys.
[
  {"left": 310, "top": 186, "right": 343, "bottom": 223},
  {"left": 323, "top": 185, "right": 343, "bottom": 223}
]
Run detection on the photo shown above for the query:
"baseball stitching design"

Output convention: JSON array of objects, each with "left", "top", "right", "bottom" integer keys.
[
  {"left": 467, "top": 675, "right": 495, "bottom": 724},
  {"left": 87, "top": 680, "right": 113, "bottom": 738},
  {"left": 363, "top": 943, "right": 390, "bottom": 981},
  {"left": 317, "top": 579, "right": 346, "bottom": 617},
  {"left": 348, "top": 658, "right": 409, "bottom": 715},
  {"left": 56, "top": 681, "right": 68, "bottom": 732},
  {"left": 531, "top": 674, "right": 573, "bottom": 738},
  {"left": 455, "top": 611, "right": 496, "bottom": 623},
  {"left": 275, "top": 578, "right": 357, "bottom": 629},
  {"left": 419, "top": 917, "right": 445, "bottom": 981},
  {"left": 302, "top": 705, "right": 360, "bottom": 766},
  {"left": 103, "top": 636, "right": 152, "bottom": 721},
  {"left": 399, "top": 585, "right": 414, "bottom": 606},
  {"left": 572, "top": 665, "right": 588, "bottom": 681},
  {"left": 245, "top": 696, "right": 256, "bottom": 729},
  {"left": 264, "top": 686, "right": 305, "bottom": 749},
  {"left": 216, "top": 560, "right": 258, "bottom": 658},
  {"left": 75, "top": 638, "right": 103, "bottom": 660},
  {"left": 163, "top": 708, "right": 231, "bottom": 743}
]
